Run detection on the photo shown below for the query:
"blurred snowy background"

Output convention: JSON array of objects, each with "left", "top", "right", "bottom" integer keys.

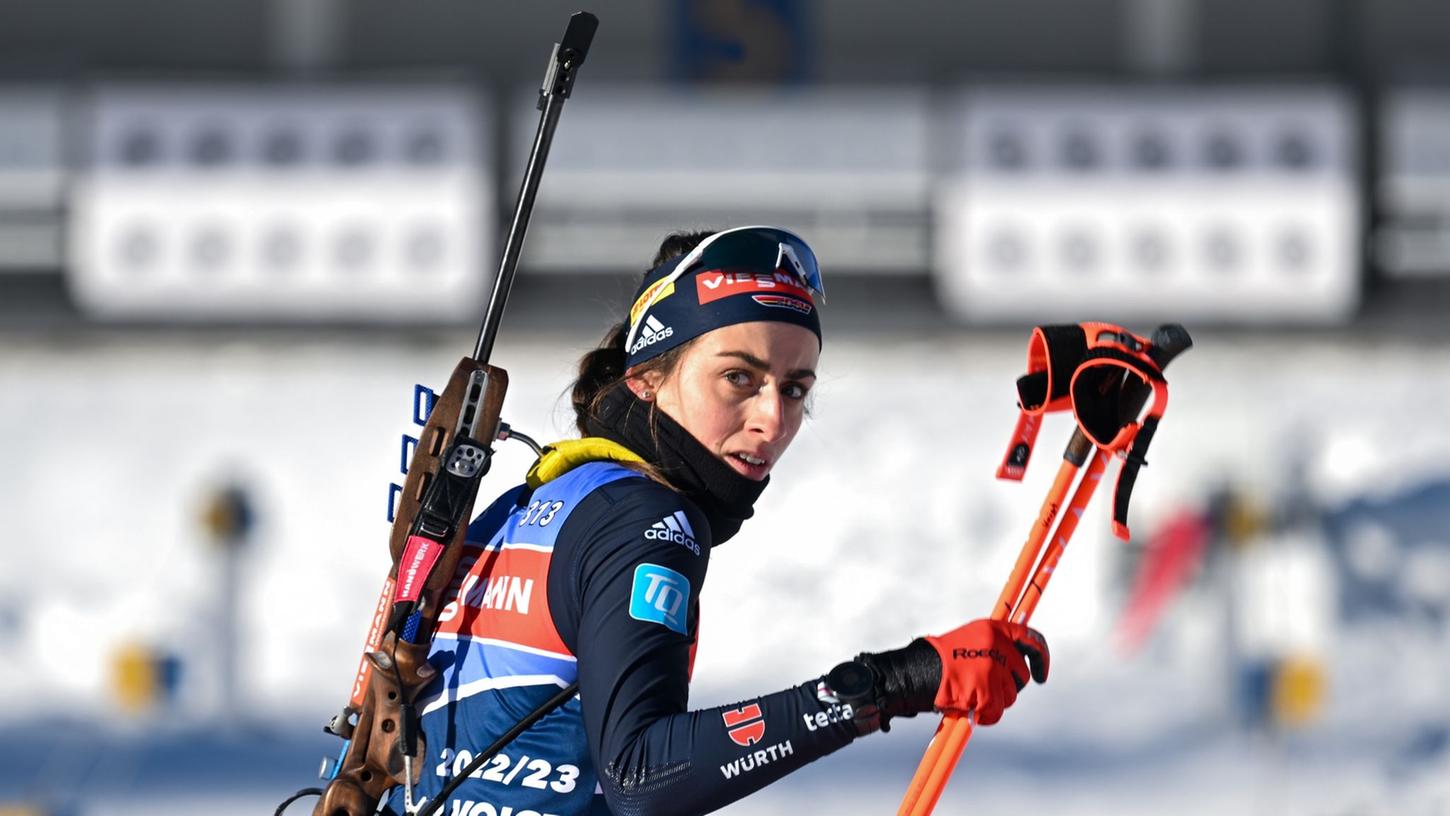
[{"left": 3, "top": 1, "right": 1450, "bottom": 814}]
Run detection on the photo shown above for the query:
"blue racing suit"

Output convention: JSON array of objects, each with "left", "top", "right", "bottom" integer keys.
[{"left": 381, "top": 455, "right": 862, "bottom": 816}]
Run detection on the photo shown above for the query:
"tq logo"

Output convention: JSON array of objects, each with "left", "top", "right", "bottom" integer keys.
[
  {"left": 629, "top": 564, "right": 691, "bottom": 635},
  {"left": 722, "top": 703, "right": 766, "bottom": 747}
]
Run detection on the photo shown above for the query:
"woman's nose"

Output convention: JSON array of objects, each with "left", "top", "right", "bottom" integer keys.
[{"left": 748, "top": 387, "right": 786, "bottom": 440}]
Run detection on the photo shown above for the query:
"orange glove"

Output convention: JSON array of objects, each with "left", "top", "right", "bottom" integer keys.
[
  {"left": 925, "top": 619, "right": 1050, "bottom": 725},
  {"left": 846, "top": 620, "right": 1050, "bottom": 733}
]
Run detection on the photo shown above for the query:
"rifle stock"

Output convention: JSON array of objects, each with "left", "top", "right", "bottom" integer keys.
[
  {"left": 315, "top": 361, "right": 509, "bottom": 816},
  {"left": 389, "top": 360, "right": 509, "bottom": 570}
]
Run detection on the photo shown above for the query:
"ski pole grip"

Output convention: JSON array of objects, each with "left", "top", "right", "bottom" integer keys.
[
  {"left": 1106, "top": 323, "right": 1192, "bottom": 539},
  {"left": 1115, "top": 323, "right": 1191, "bottom": 428},
  {"left": 1148, "top": 323, "right": 1192, "bottom": 369}
]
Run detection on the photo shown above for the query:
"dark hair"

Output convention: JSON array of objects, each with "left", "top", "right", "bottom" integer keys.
[{"left": 570, "top": 229, "right": 717, "bottom": 435}]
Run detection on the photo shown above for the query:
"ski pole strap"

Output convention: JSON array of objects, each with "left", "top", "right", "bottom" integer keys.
[
  {"left": 1068, "top": 346, "right": 1166, "bottom": 451},
  {"left": 1018, "top": 324, "right": 1091, "bottom": 415},
  {"left": 1111, "top": 414, "right": 1160, "bottom": 540},
  {"left": 997, "top": 322, "right": 1170, "bottom": 540}
]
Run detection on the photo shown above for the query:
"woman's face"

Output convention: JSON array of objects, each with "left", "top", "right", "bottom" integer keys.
[{"left": 636, "top": 321, "right": 819, "bottom": 481}]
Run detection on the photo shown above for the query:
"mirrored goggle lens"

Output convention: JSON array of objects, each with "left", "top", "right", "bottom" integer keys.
[
  {"left": 775, "top": 238, "right": 824, "bottom": 296},
  {"left": 697, "top": 226, "right": 824, "bottom": 296}
]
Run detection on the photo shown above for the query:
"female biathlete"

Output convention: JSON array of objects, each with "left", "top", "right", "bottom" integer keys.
[{"left": 382, "top": 226, "right": 1050, "bottom": 816}]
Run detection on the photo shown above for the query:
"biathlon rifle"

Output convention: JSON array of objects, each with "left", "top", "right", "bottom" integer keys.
[{"left": 277, "top": 12, "right": 599, "bottom": 816}]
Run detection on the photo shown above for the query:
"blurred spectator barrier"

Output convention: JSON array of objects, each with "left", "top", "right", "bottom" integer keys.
[
  {"left": 1379, "top": 87, "right": 1450, "bottom": 279},
  {"left": 511, "top": 84, "right": 931, "bottom": 275},
  {"left": 1325, "top": 478, "right": 1450, "bottom": 623},
  {"left": 935, "top": 85, "right": 1360, "bottom": 324},
  {"left": 68, "top": 83, "right": 492, "bottom": 322},
  {"left": 0, "top": 87, "right": 67, "bottom": 272}
]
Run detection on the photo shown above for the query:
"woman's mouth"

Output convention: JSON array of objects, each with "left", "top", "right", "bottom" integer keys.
[{"left": 726, "top": 451, "right": 771, "bottom": 480}]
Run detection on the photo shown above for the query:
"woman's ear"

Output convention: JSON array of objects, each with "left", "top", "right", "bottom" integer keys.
[{"left": 624, "top": 370, "right": 662, "bottom": 401}]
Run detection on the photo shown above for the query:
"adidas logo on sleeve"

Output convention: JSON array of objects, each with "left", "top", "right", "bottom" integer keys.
[
  {"left": 629, "top": 315, "right": 674, "bottom": 355},
  {"left": 644, "top": 510, "right": 700, "bottom": 555}
]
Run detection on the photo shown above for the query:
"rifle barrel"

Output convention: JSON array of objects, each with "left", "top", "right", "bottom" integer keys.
[{"left": 473, "top": 12, "right": 597, "bottom": 364}]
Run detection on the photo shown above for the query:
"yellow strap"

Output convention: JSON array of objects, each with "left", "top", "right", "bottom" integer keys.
[{"left": 525, "top": 437, "right": 644, "bottom": 489}]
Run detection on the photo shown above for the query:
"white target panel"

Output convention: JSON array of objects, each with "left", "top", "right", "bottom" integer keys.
[
  {"left": 69, "top": 83, "right": 491, "bottom": 322},
  {"left": 511, "top": 84, "right": 932, "bottom": 274},
  {"left": 935, "top": 85, "right": 1360, "bottom": 324}
]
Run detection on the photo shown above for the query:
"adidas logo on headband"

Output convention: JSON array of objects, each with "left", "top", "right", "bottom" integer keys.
[{"left": 629, "top": 315, "right": 674, "bottom": 355}]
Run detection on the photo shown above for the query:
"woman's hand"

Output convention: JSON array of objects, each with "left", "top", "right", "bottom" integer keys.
[
  {"left": 924, "top": 619, "right": 1049, "bottom": 725},
  {"left": 850, "top": 620, "right": 1050, "bottom": 732}
]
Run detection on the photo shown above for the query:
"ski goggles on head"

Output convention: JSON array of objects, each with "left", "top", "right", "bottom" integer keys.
[{"left": 623, "top": 226, "right": 825, "bottom": 367}]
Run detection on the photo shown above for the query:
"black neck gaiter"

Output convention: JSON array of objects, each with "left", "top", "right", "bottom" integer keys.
[{"left": 584, "top": 383, "right": 768, "bottom": 545}]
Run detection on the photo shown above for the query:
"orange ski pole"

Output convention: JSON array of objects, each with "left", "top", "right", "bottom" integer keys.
[
  {"left": 896, "top": 434, "right": 1095, "bottom": 816},
  {"left": 899, "top": 440, "right": 1106, "bottom": 816},
  {"left": 1013, "top": 445, "right": 1109, "bottom": 625},
  {"left": 898, "top": 323, "right": 1191, "bottom": 816},
  {"left": 991, "top": 456, "right": 1085, "bottom": 620}
]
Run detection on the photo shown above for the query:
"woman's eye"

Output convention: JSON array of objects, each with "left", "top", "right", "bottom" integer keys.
[
  {"left": 725, "top": 370, "right": 752, "bottom": 387},
  {"left": 783, "top": 383, "right": 809, "bottom": 400}
]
